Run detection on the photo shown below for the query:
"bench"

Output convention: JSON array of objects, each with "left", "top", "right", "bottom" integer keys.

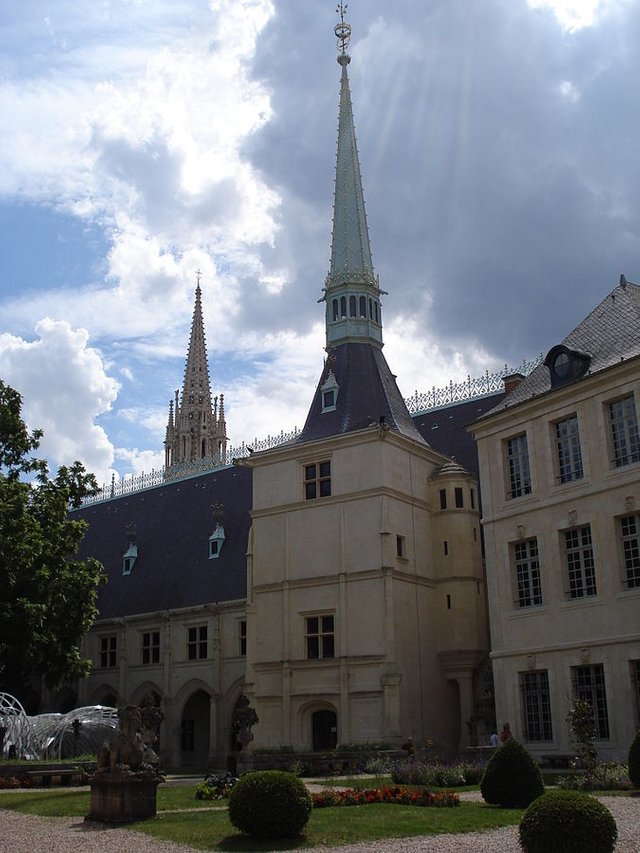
[{"left": 25, "top": 768, "right": 87, "bottom": 787}]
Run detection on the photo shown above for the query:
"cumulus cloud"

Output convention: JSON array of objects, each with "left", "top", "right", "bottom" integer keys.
[
  {"left": 1, "top": 0, "right": 640, "bottom": 476},
  {"left": 0, "top": 319, "right": 119, "bottom": 480}
]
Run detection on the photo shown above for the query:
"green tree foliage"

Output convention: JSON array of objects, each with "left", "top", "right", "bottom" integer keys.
[
  {"left": 480, "top": 738, "right": 544, "bottom": 808},
  {"left": 228, "top": 770, "right": 312, "bottom": 839},
  {"left": 628, "top": 729, "right": 640, "bottom": 788},
  {"left": 519, "top": 790, "right": 617, "bottom": 853},
  {"left": 0, "top": 380, "right": 105, "bottom": 695},
  {"left": 566, "top": 697, "right": 598, "bottom": 775}
]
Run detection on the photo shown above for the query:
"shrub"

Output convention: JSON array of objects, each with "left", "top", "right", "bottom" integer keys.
[
  {"left": 228, "top": 770, "right": 312, "bottom": 839},
  {"left": 558, "top": 762, "right": 631, "bottom": 791},
  {"left": 480, "top": 739, "right": 544, "bottom": 807},
  {"left": 391, "top": 759, "right": 484, "bottom": 787},
  {"left": 519, "top": 790, "right": 617, "bottom": 853},
  {"left": 311, "top": 786, "right": 459, "bottom": 808},
  {"left": 629, "top": 729, "right": 640, "bottom": 788}
]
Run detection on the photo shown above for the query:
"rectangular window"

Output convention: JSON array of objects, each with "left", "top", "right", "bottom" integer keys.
[
  {"left": 239, "top": 620, "right": 247, "bottom": 656},
  {"left": 304, "top": 461, "right": 331, "bottom": 500},
  {"left": 305, "top": 614, "right": 335, "bottom": 660},
  {"left": 181, "top": 718, "right": 195, "bottom": 751},
  {"left": 520, "top": 670, "right": 553, "bottom": 741},
  {"left": 439, "top": 489, "right": 447, "bottom": 510},
  {"left": 142, "top": 631, "right": 160, "bottom": 665},
  {"left": 455, "top": 487, "right": 464, "bottom": 508},
  {"left": 507, "top": 433, "right": 532, "bottom": 498},
  {"left": 470, "top": 489, "right": 475, "bottom": 509},
  {"left": 564, "top": 525, "right": 597, "bottom": 598},
  {"left": 100, "top": 635, "right": 117, "bottom": 669},
  {"left": 631, "top": 660, "right": 640, "bottom": 725},
  {"left": 571, "top": 664, "right": 610, "bottom": 739},
  {"left": 609, "top": 395, "right": 640, "bottom": 467},
  {"left": 396, "top": 535, "right": 405, "bottom": 557},
  {"left": 620, "top": 515, "right": 640, "bottom": 589},
  {"left": 187, "top": 625, "right": 208, "bottom": 660},
  {"left": 555, "top": 416, "right": 583, "bottom": 483},
  {"left": 514, "top": 538, "right": 542, "bottom": 608}
]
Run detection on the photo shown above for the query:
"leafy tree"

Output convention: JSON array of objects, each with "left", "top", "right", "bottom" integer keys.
[{"left": 0, "top": 380, "right": 105, "bottom": 699}]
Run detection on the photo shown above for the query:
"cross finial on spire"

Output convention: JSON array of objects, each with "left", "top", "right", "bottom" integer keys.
[
  {"left": 335, "top": 3, "right": 351, "bottom": 56},
  {"left": 195, "top": 268, "right": 203, "bottom": 288}
]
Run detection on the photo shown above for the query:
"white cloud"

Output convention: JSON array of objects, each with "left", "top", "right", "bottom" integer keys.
[{"left": 0, "top": 319, "right": 119, "bottom": 480}]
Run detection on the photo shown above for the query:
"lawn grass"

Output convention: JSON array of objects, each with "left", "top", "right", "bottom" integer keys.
[{"left": 0, "top": 786, "right": 523, "bottom": 850}]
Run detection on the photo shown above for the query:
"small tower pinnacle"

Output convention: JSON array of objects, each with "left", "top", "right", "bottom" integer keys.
[
  {"left": 164, "top": 273, "right": 228, "bottom": 472},
  {"left": 335, "top": 2, "right": 351, "bottom": 56}
]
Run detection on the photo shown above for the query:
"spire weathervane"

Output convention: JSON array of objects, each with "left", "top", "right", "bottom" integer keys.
[{"left": 335, "top": 3, "right": 351, "bottom": 56}]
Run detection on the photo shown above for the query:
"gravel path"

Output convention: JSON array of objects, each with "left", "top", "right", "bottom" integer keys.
[{"left": 0, "top": 793, "right": 638, "bottom": 852}]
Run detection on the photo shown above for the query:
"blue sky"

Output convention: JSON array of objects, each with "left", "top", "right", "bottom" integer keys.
[{"left": 1, "top": 0, "right": 639, "bottom": 486}]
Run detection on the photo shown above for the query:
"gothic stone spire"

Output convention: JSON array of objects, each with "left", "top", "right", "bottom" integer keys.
[{"left": 164, "top": 273, "right": 228, "bottom": 469}]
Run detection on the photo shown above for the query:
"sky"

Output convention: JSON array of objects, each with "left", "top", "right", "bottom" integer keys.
[{"left": 1, "top": 0, "right": 639, "bottom": 487}]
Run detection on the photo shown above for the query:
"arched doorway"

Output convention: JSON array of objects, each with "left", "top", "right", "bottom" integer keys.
[
  {"left": 312, "top": 709, "right": 337, "bottom": 751},
  {"left": 180, "top": 690, "right": 210, "bottom": 767}
]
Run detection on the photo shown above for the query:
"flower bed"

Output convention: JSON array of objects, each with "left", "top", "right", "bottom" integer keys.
[{"left": 312, "top": 785, "right": 459, "bottom": 808}]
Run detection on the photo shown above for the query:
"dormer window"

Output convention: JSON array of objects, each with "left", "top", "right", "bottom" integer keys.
[
  {"left": 320, "top": 371, "right": 339, "bottom": 413},
  {"left": 209, "top": 523, "right": 226, "bottom": 559},
  {"left": 122, "top": 544, "right": 137, "bottom": 575},
  {"left": 545, "top": 345, "right": 590, "bottom": 388}
]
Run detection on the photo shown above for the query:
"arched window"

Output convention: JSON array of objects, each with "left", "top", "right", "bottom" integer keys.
[
  {"left": 349, "top": 295, "right": 356, "bottom": 317},
  {"left": 340, "top": 296, "right": 347, "bottom": 317},
  {"left": 359, "top": 296, "right": 366, "bottom": 317},
  {"left": 374, "top": 301, "right": 379, "bottom": 323},
  {"left": 369, "top": 298, "right": 373, "bottom": 319},
  {"left": 332, "top": 299, "right": 338, "bottom": 321}
]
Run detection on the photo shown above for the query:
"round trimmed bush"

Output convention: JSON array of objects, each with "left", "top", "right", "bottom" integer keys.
[
  {"left": 628, "top": 729, "right": 640, "bottom": 788},
  {"left": 519, "top": 790, "right": 618, "bottom": 853},
  {"left": 228, "top": 770, "right": 312, "bottom": 839},
  {"left": 480, "top": 738, "right": 544, "bottom": 807}
]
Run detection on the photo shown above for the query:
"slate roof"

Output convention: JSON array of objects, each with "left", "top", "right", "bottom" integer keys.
[
  {"left": 412, "top": 393, "right": 505, "bottom": 476},
  {"left": 73, "top": 465, "right": 252, "bottom": 619},
  {"left": 483, "top": 281, "right": 640, "bottom": 417},
  {"left": 295, "top": 342, "right": 427, "bottom": 445}
]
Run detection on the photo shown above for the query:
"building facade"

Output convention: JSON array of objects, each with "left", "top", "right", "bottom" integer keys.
[
  {"left": 69, "top": 18, "right": 492, "bottom": 768},
  {"left": 472, "top": 279, "right": 640, "bottom": 763}
]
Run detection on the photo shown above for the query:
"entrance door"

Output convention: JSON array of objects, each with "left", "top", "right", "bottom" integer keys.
[{"left": 312, "top": 709, "right": 337, "bottom": 750}]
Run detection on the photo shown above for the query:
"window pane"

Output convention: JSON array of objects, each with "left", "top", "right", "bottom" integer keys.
[
  {"left": 565, "top": 526, "right": 597, "bottom": 598},
  {"left": 572, "top": 664, "right": 610, "bottom": 739},
  {"left": 507, "top": 434, "right": 531, "bottom": 498},
  {"left": 521, "top": 670, "right": 553, "bottom": 741},
  {"left": 621, "top": 515, "right": 640, "bottom": 589},
  {"left": 610, "top": 396, "right": 640, "bottom": 467},
  {"left": 514, "top": 538, "right": 542, "bottom": 607},
  {"left": 555, "top": 416, "right": 583, "bottom": 483}
]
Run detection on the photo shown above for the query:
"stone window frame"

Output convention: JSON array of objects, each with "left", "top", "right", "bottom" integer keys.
[
  {"left": 505, "top": 432, "right": 532, "bottom": 499},
  {"left": 519, "top": 669, "right": 553, "bottom": 742},
  {"left": 187, "top": 624, "right": 208, "bottom": 661},
  {"left": 608, "top": 393, "right": 640, "bottom": 468},
  {"left": 553, "top": 414, "right": 584, "bottom": 484},
  {"left": 238, "top": 620, "right": 247, "bottom": 657},
  {"left": 563, "top": 524, "right": 597, "bottom": 599},
  {"left": 618, "top": 514, "right": 640, "bottom": 590},
  {"left": 141, "top": 630, "right": 161, "bottom": 665},
  {"left": 512, "top": 537, "right": 543, "bottom": 608},
  {"left": 571, "top": 663, "right": 610, "bottom": 739},
  {"left": 304, "top": 613, "right": 335, "bottom": 660},
  {"left": 99, "top": 634, "right": 117, "bottom": 669},
  {"left": 303, "top": 460, "right": 331, "bottom": 500}
]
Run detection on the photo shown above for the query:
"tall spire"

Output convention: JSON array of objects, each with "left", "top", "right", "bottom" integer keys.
[
  {"left": 323, "top": 3, "right": 385, "bottom": 350},
  {"left": 164, "top": 272, "right": 228, "bottom": 471}
]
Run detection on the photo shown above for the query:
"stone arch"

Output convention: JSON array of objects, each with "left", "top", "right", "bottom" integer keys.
[
  {"left": 129, "top": 681, "right": 163, "bottom": 708},
  {"left": 89, "top": 684, "right": 118, "bottom": 708},
  {"left": 299, "top": 700, "right": 338, "bottom": 751},
  {"left": 179, "top": 688, "right": 212, "bottom": 767}
]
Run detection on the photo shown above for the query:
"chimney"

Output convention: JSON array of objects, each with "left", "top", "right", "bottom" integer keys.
[{"left": 503, "top": 373, "right": 525, "bottom": 395}]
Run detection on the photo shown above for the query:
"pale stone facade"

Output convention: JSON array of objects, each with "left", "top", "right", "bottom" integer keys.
[
  {"left": 78, "top": 602, "right": 247, "bottom": 768},
  {"left": 473, "top": 283, "right": 640, "bottom": 763},
  {"left": 243, "top": 429, "right": 488, "bottom": 754}
]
